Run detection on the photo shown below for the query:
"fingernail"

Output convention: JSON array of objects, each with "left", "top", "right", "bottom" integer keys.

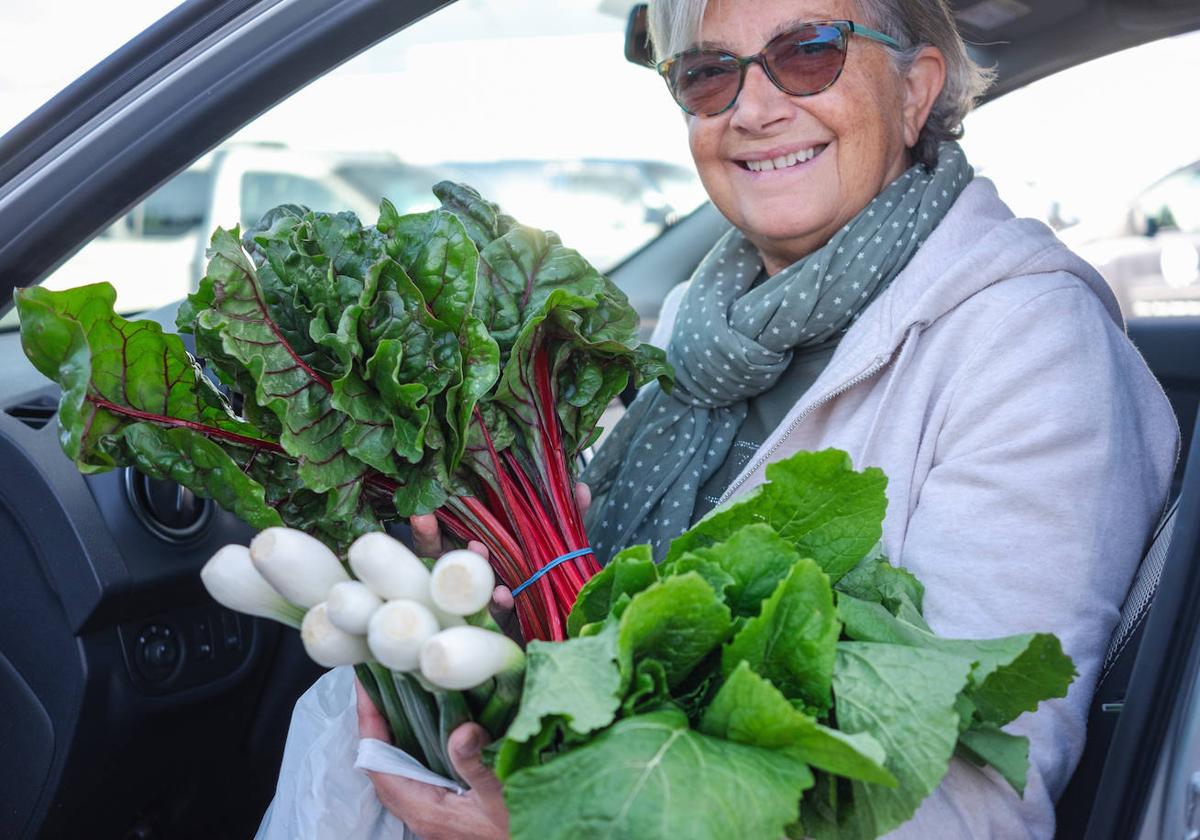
[{"left": 455, "top": 728, "right": 482, "bottom": 756}]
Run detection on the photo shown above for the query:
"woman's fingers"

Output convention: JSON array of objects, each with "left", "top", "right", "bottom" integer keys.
[
  {"left": 362, "top": 722, "right": 509, "bottom": 840},
  {"left": 492, "top": 585, "right": 514, "bottom": 612},
  {"left": 490, "top": 584, "right": 519, "bottom": 640},
  {"left": 410, "top": 513, "right": 443, "bottom": 558},
  {"left": 355, "top": 679, "right": 391, "bottom": 743},
  {"left": 448, "top": 723, "right": 509, "bottom": 829},
  {"left": 365, "top": 770, "right": 452, "bottom": 833},
  {"left": 575, "top": 482, "right": 591, "bottom": 517}
]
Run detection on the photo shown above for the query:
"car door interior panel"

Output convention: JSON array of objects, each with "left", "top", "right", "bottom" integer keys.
[{"left": 0, "top": 353, "right": 324, "bottom": 838}]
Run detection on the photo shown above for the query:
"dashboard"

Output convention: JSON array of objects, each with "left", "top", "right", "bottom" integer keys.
[{"left": 0, "top": 304, "right": 322, "bottom": 840}]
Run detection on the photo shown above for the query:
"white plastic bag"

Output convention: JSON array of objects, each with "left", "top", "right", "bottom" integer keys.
[{"left": 255, "top": 665, "right": 462, "bottom": 840}]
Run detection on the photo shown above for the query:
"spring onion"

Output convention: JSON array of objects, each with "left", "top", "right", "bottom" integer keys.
[
  {"left": 250, "top": 526, "right": 349, "bottom": 609},
  {"left": 430, "top": 549, "right": 496, "bottom": 617},
  {"left": 200, "top": 544, "right": 306, "bottom": 627},
  {"left": 368, "top": 599, "right": 442, "bottom": 672},
  {"left": 326, "top": 580, "right": 384, "bottom": 635},
  {"left": 419, "top": 625, "right": 526, "bottom": 691},
  {"left": 300, "top": 602, "right": 371, "bottom": 668}
]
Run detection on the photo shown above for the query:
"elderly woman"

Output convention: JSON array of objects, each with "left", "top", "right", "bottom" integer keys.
[{"left": 363, "top": 0, "right": 1179, "bottom": 837}]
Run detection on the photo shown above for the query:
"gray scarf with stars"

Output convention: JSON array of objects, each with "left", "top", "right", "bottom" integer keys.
[{"left": 583, "top": 142, "right": 973, "bottom": 563}]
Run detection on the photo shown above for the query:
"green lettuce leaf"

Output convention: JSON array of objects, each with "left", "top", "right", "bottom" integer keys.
[
  {"left": 835, "top": 549, "right": 927, "bottom": 627},
  {"left": 721, "top": 556, "right": 840, "bottom": 714},
  {"left": 664, "top": 449, "right": 887, "bottom": 583},
  {"left": 567, "top": 544, "right": 658, "bottom": 636},
  {"left": 503, "top": 623, "right": 623, "bottom": 748},
  {"left": 617, "top": 572, "right": 733, "bottom": 689},
  {"left": 504, "top": 709, "right": 814, "bottom": 840},
  {"left": 663, "top": 523, "right": 803, "bottom": 617},
  {"left": 621, "top": 658, "right": 671, "bottom": 716},
  {"left": 804, "top": 642, "right": 973, "bottom": 840},
  {"left": 958, "top": 723, "right": 1030, "bottom": 795},
  {"left": 701, "top": 661, "right": 894, "bottom": 786},
  {"left": 837, "top": 594, "right": 1076, "bottom": 726}
]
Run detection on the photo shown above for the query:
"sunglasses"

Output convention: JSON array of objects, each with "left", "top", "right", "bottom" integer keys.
[{"left": 657, "top": 20, "right": 901, "bottom": 117}]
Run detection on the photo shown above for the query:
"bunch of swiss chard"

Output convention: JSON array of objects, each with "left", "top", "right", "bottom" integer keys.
[
  {"left": 14, "top": 183, "right": 669, "bottom": 643},
  {"left": 492, "top": 449, "right": 1077, "bottom": 840}
]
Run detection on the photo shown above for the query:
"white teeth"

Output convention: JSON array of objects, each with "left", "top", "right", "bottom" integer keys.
[{"left": 744, "top": 146, "right": 819, "bottom": 172}]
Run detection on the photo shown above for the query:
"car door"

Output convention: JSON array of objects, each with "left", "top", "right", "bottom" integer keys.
[{"left": 0, "top": 1, "right": 703, "bottom": 837}]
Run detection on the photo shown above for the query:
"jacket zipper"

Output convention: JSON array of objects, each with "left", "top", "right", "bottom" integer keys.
[{"left": 715, "top": 353, "right": 891, "bottom": 505}]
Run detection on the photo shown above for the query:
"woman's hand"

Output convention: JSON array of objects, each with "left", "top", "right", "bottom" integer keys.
[
  {"left": 356, "top": 680, "right": 510, "bottom": 840},
  {"left": 409, "top": 484, "right": 591, "bottom": 636},
  {"left": 408, "top": 483, "right": 591, "bottom": 559}
]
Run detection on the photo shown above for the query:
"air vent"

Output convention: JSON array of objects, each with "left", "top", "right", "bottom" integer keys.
[
  {"left": 4, "top": 396, "right": 57, "bottom": 430},
  {"left": 123, "top": 468, "right": 213, "bottom": 543}
]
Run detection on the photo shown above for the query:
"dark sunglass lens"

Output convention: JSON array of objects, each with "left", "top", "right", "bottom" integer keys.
[
  {"left": 668, "top": 52, "right": 740, "bottom": 114},
  {"left": 766, "top": 24, "right": 846, "bottom": 95}
]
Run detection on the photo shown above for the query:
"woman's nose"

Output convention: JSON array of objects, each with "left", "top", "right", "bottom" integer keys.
[{"left": 728, "top": 60, "right": 792, "bottom": 131}]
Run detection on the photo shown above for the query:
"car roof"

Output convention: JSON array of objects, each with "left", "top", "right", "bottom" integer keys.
[{"left": 952, "top": 0, "right": 1200, "bottom": 98}]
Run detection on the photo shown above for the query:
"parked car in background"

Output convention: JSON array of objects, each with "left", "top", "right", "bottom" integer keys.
[
  {"left": 4, "top": 144, "right": 383, "bottom": 320},
  {"left": 1052, "top": 160, "right": 1200, "bottom": 319},
  {"left": 437, "top": 158, "right": 707, "bottom": 270}
]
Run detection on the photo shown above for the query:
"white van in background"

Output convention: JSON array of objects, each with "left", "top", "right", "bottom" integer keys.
[{"left": 37, "top": 145, "right": 388, "bottom": 314}]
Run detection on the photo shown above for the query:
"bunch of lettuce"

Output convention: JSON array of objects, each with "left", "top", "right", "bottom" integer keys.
[
  {"left": 493, "top": 449, "right": 1076, "bottom": 840},
  {"left": 15, "top": 183, "right": 669, "bottom": 642}
]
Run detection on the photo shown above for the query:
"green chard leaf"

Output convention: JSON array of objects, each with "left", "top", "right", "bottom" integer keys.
[
  {"left": 504, "top": 709, "right": 813, "bottom": 840},
  {"left": 358, "top": 258, "right": 460, "bottom": 466},
  {"left": 15, "top": 282, "right": 289, "bottom": 531},
  {"left": 805, "top": 642, "right": 974, "bottom": 840},
  {"left": 377, "top": 204, "right": 478, "bottom": 334},
  {"left": 120, "top": 425, "right": 286, "bottom": 531},
  {"left": 432, "top": 180, "right": 517, "bottom": 252},
  {"left": 245, "top": 206, "right": 380, "bottom": 379},
  {"left": 665, "top": 449, "right": 888, "bottom": 583},
  {"left": 721, "top": 556, "right": 841, "bottom": 714}
]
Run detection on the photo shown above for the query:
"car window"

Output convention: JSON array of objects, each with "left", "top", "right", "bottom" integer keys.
[
  {"left": 0, "top": 0, "right": 181, "bottom": 138},
  {"left": 960, "top": 30, "right": 1200, "bottom": 319},
  {"left": 2, "top": 0, "right": 706, "bottom": 325},
  {"left": 239, "top": 172, "right": 339, "bottom": 230},
  {"left": 115, "top": 168, "right": 212, "bottom": 239}
]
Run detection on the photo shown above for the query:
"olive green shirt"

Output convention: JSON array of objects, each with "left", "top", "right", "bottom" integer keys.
[{"left": 690, "top": 334, "right": 841, "bottom": 523}]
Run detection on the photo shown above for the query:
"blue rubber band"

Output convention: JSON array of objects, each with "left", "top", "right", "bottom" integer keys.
[{"left": 512, "top": 547, "right": 595, "bottom": 597}]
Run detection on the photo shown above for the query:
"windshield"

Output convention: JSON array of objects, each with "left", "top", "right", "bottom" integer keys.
[{"left": 0, "top": 0, "right": 706, "bottom": 329}]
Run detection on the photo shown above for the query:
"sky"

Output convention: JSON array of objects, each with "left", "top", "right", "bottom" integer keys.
[{"left": 2, "top": 1, "right": 1199, "bottom": 230}]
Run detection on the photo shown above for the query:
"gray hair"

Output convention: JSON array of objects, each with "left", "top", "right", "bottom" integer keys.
[{"left": 647, "top": 0, "right": 995, "bottom": 168}]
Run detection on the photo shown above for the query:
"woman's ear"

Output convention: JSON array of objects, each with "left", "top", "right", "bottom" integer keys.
[{"left": 901, "top": 46, "right": 947, "bottom": 148}]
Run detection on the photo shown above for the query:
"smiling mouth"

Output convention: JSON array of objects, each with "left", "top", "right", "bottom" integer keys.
[{"left": 738, "top": 144, "right": 829, "bottom": 172}]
